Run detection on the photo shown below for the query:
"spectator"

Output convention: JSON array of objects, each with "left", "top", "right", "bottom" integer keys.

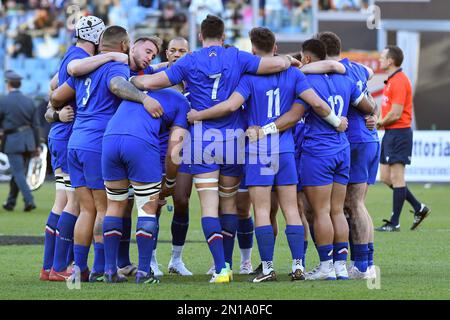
[
  {"left": 11, "top": 24, "right": 33, "bottom": 57},
  {"left": 189, "top": 0, "right": 224, "bottom": 26}
]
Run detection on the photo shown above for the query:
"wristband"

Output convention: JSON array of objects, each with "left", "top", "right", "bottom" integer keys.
[
  {"left": 323, "top": 111, "right": 341, "bottom": 128},
  {"left": 262, "top": 122, "right": 278, "bottom": 136},
  {"left": 165, "top": 177, "right": 176, "bottom": 189},
  {"left": 52, "top": 111, "right": 60, "bottom": 122},
  {"left": 129, "top": 75, "right": 137, "bottom": 83}
]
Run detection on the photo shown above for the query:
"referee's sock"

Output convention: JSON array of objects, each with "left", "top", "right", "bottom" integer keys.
[
  {"left": 390, "top": 186, "right": 406, "bottom": 226},
  {"left": 389, "top": 184, "right": 421, "bottom": 213}
]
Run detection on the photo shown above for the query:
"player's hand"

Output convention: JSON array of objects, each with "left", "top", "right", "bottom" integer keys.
[
  {"left": 287, "top": 55, "right": 302, "bottom": 67},
  {"left": 376, "top": 119, "right": 383, "bottom": 130},
  {"left": 59, "top": 105, "right": 75, "bottom": 122},
  {"left": 365, "top": 114, "right": 378, "bottom": 130},
  {"left": 246, "top": 126, "right": 264, "bottom": 142},
  {"left": 143, "top": 96, "right": 163, "bottom": 118},
  {"left": 153, "top": 61, "right": 169, "bottom": 70},
  {"left": 160, "top": 181, "right": 175, "bottom": 198},
  {"left": 336, "top": 116, "right": 348, "bottom": 132},
  {"left": 187, "top": 109, "right": 200, "bottom": 123},
  {"left": 108, "top": 52, "right": 129, "bottom": 64}
]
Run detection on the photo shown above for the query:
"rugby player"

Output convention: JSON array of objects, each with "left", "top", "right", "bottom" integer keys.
[
  {"left": 41, "top": 16, "right": 106, "bottom": 281},
  {"left": 297, "top": 39, "right": 375, "bottom": 280},
  {"left": 65, "top": 34, "right": 164, "bottom": 278},
  {"left": 102, "top": 88, "right": 189, "bottom": 284},
  {"left": 187, "top": 27, "right": 349, "bottom": 282},
  {"left": 50, "top": 26, "right": 162, "bottom": 283},
  {"left": 130, "top": 15, "right": 308, "bottom": 283},
  {"left": 312, "top": 31, "right": 377, "bottom": 279},
  {"left": 376, "top": 46, "right": 430, "bottom": 232}
]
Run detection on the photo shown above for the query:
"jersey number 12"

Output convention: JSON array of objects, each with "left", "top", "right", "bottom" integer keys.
[{"left": 327, "top": 95, "right": 344, "bottom": 116}]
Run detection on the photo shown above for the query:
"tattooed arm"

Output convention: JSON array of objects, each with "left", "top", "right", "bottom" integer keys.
[{"left": 108, "top": 76, "right": 164, "bottom": 117}]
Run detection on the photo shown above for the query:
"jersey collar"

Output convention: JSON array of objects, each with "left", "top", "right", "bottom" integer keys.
[{"left": 384, "top": 68, "right": 403, "bottom": 84}]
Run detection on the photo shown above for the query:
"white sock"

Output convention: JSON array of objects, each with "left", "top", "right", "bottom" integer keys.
[
  {"left": 320, "top": 260, "right": 333, "bottom": 271},
  {"left": 292, "top": 259, "right": 303, "bottom": 273},
  {"left": 262, "top": 261, "right": 274, "bottom": 275},
  {"left": 151, "top": 249, "right": 158, "bottom": 265},
  {"left": 171, "top": 245, "right": 183, "bottom": 261},
  {"left": 240, "top": 248, "right": 252, "bottom": 264}
]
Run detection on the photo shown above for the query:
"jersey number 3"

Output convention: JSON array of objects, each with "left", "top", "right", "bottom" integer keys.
[{"left": 82, "top": 77, "right": 92, "bottom": 106}]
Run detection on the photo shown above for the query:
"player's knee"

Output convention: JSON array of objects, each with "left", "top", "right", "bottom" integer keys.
[
  {"left": 133, "top": 182, "right": 161, "bottom": 217},
  {"left": 194, "top": 177, "right": 219, "bottom": 192},
  {"left": 174, "top": 194, "right": 189, "bottom": 212}
]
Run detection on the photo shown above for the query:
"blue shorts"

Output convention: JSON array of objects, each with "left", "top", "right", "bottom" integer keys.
[
  {"left": 189, "top": 139, "right": 244, "bottom": 177},
  {"left": 178, "top": 162, "right": 192, "bottom": 175},
  {"left": 380, "top": 128, "right": 413, "bottom": 165},
  {"left": 245, "top": 152, "right": 298, "bottom": 187},
  {"left": 349, "top": 142, "right": 380, "bottom": 185},
  {"left": 300, "top": 147, "right": 350, "bottom": 187},
  {"left": 102, "top": 135, "right": 161, "bottom": 183},
  {"left": 48, "top": 138, "right": 69, "bottom": 173},
  {"left": 296, "top": 152, "right": 304, "bottom": 192},
  {"left": 68, "top": 148, "right": 104, "bottom": 190}
]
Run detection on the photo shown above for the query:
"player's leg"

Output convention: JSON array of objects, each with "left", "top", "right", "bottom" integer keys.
[
  {"left": 169, "top": 170, "right": 193, "bottom": 276},
  {"left": 276, "top": 184, "right": 305, "bottom": 279},
  {"left": 117, "top": 187, "right": 137, "bottom": 276},
  {"left": 102, "top": 179, "right": 130, "bottom": 283},
  {"left": 236, "top": 187, "right": 254, "bottom": 274},
  {"left": 194, "top": 169, "right": 229, "bottom": 282},
  {"left": 331, "top": 182, "right": 349, "bottom": 280},
  {"left": 297, "top": 191, "right": 309, "bottom": 269},
  {"left": 345, "top": 183, "right": 370, "bottom": 277},
  {"left": 304, "top": 185, "right": 335, "bottom": 280},
  {"left": 218, "top": 173, "right": 240, "bottom": 273},
  {"left": 249, "top": 185, "right": 277, "bottom": 282},
  {"left": 132, "top": 180, "right": 161, "bottom": 284},
  {"left": 61, "top": 175, "right": 80, "bottom": 268}
]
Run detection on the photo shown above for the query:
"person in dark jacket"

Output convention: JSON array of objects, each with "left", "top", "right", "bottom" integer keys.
[{"left": 0, "top": 70, "right": 40, "bottom": 211}]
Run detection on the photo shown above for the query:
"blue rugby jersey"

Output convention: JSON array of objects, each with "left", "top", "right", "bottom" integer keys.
[
  {"left": 49, "top": 46, "right": 89, "bottom": 141},
  {"left": 67, "top": 60, "right": 129, "bottom": 153},
  {"left": 301, "top": 73, "right": 364, "bottom": 157},
  {"left": 340, "top": 58, "right": 379, "bottom": 143},
  {"left": 164, "top": 45, "right": 261, "bottom": 141}
]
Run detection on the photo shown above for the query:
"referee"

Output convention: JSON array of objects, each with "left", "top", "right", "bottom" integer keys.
[{"left": 375, "top": 45, "right": 430, "bottom": 232}]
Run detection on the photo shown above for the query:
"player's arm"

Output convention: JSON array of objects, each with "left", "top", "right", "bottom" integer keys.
[
  {"left": 257, "top": 55, "right": 301, "bottom": 75},
  {"left": 353, "top": 95, "right": 376, "bottom": 115},
  {"left": 161, "top": 126, "right": 188, "bottom": 197},
  {"left": 130, "top": 71, "right": 172, "bottom": 91},
  {"left": 274, "top": 102, "right": 306, "bottom": 132},
  {"left": 50, "top": 82, "right": 75, "bottom": 109},
  {"left": 300, "top": 60, "right": 346, "bottom": 74},
  {"left": 377, "top": 103, "right": 403, "bottom": 129},
  {"left": 68, "top": 52, "right": 128, "bottom": 77},
  {"left": 50, "top": 73, "right": 58, "bottom": 91},
  {"left": 363, "top": 65, "right": 374, "bottom": 80},
  {"left": 299, "top": 89, "right": 348, "bottom": 132},
  {"left": 187, "top": 92, "right": 245, "bottom": 123},
  {"left": 109, "top": 76, "right": 163, "bottom": 117}
]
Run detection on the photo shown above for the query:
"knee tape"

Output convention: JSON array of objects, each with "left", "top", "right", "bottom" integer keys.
[
  {"left": 62, "top": 174, "right": 74, "bottom": 192},
  {"left": 105, "top": 186, "right": 129, "bottom": 201},
  {"left": 55, "top": 175, "right": 65, "bottom": 190},
  {"left": 193, "top": 178, "right": 218, "bottom": 192},
  {"left": 133, "top": 182, "right": 161, "bottom": 217},
  {"left": 219, "top": 183, "right": 240, "bottom": 198},
  {"left": 127, "top": 185, "right": 134, "bottom": 200}
]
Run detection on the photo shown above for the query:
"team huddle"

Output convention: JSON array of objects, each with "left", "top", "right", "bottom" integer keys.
[{"left": 40, "top": 14, "right": 381, "bottom": 284}]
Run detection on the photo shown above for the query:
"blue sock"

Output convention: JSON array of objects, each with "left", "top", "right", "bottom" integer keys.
[
  {"left": 103, "top": 216, "right": 123, "bottom": 274},
  {"left": 42, "top": 211, "right": 60, "bottom": 270},
  {"left": 92, "top": 242, "right": 105, "bottom": 274},
  {"left": 391, "top": 187, "right": 406, "bottom": 226},
  {"left": 202, "top": 217, "right": 226, "bottom": 272},
  {"left": 136, "top": 217, "right": 158, "bottom": 274},
  {"left": 171, "top": 211, "right": 189, "bottom": 246},
  {"left": 66, "top": 242, "right": 74, "bottom": 267},
  {"left": 333, "top": 242, "right": 349, "bottom": 262},
  {"left": 353, "top": 244, "right": 369, "bottom": 272},
  {"left": 237, "top": 217, "right": 254, "bottom": 250},
  {"left": 118, "top": 217, "right": 132, "bottom": 268},
  {"left": 255, "top": 225, "right": 275, "bottom": 262},
  {"left": 220, "top": 214, "right": 238, "bottom": 269},
  {"left": 153, "top": 215, "right": 160, "bottom": 251},
  {"left": 303, "top": 240, "right": 308, "bottom": 268},
  {"left": 285, "top": 225, "right": 304, "bottom": 261},
  {"left": 53, "top": 211, "right": 77, "bottom": 272},
  {"left": 368, "top": 242, "right": 374, "bottom": 267},
  {"left": 73, "top": 244, "right": 90, "bottom": 272},
  {"left": 317, "top": 244, "right": 333, "bottom": 263}
]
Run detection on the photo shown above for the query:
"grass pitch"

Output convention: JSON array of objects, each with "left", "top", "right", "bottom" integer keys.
[{"left": 0, "top": 182, "right": 449, "bottom": 300}]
